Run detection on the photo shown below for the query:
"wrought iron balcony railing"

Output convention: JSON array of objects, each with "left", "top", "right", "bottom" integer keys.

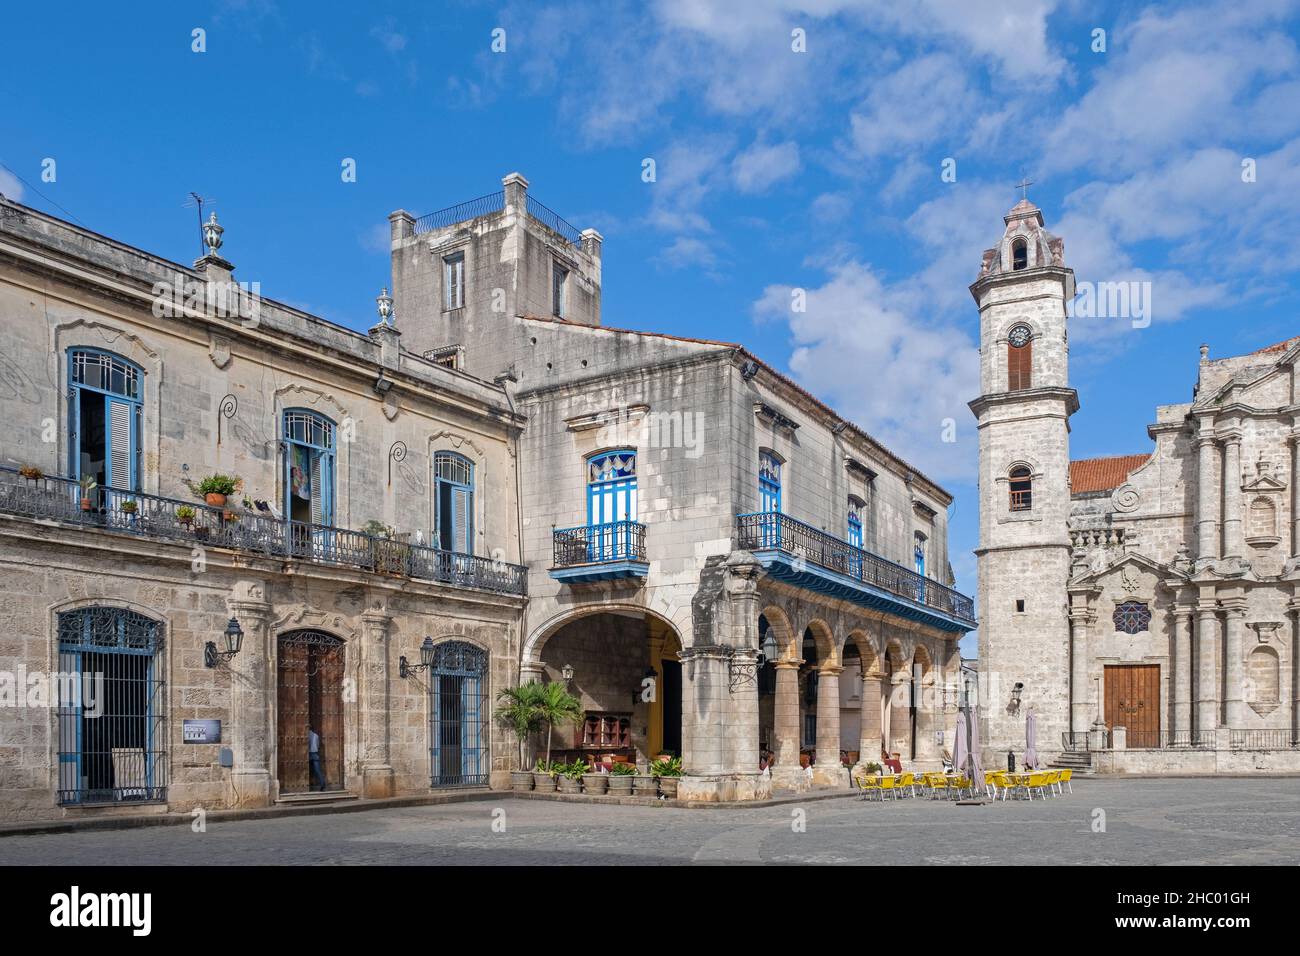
[
  {"left": 553, "top": 520, "right": 647, "bottom": 568},
  {"left": 0, "top": 467, "right": 527, "bottom": 596},
  {"left": 413, "top": 191, "right": 506, "bottom": 234},
  {"left": 735, "top": 511, "right": 975, "bottom": 623}
]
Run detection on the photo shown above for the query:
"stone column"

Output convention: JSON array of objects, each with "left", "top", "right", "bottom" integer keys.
[
  {"left": 228, "top": 588, "right": 272, "bottom": 807},
  {"left": 812, "top": 665, "right": 848, "bottom": 786},
  {"left": 1291, "top": 430, "right": 1300, "bottom": 559},
  {"left": 1221, "top": 428, "right": 1244, "bottom": 563},
  {"left": 858, "top": 670, "right": 883, "bottom": 764},
  {"left": 1222, "top": 600, "right": 1246, "bottom": 729},
  {"left": 359, "top": 607, "right": 395, "bottom": 798},
  {"left": 1196, "top": 604, "right": 1221, "bottom": 736},
  {"left": 1172, "top": 606, "right": 1193, "bottom": 737},
  {"left": 1291, "top": 600, "right": 1300, "bottom": 746},
  {"left": 1069, "top": 600, "right": 1092, "bottom": 736},
  {"left": 1195, "top": 426, "right": 1220, "bottom": 567},
  {"left": 890, "top": 669, "right": 911, "bottom": 759},
  {"left": 770, "top": 659, "right": 805, "bottom": 790}
]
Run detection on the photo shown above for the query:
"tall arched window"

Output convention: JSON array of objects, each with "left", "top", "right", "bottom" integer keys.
[
  {"left": 57, "top": 606, "right": 166, "bottom": 804},
  {"left": 759, "top": 450, "right": 782, "bottom": 513},
  {"left": 283, "top": 409, "right": 335, "bottom": 527},
  {"left": 588, "top": 449, "right": 637, "bottom": 526},
  {"left": 1009, "top": 466, "right": 1033, "bottom": 511},
  {"left": 68, "top": 349, "right": 142, "bottom": 494},
  {"left": 1012, "top": 237, "right": 1028, "bottom": 271},
  {"left": 434, "top": 452, "right": 475, "bottom": 553},
  {"left": 847, "top": 497, "right": 863, "bottom": 548},
  {"left": 1007, "top": 324, "right": 1032, "bottom": 391}
]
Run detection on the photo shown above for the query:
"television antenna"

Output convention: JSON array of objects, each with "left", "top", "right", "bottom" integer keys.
[{"left": 183, "top": 192, "right": 216, "bottom": 256}]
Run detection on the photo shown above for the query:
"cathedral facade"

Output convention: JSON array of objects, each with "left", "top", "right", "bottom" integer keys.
[{"left": 973, "top": 199, "right": 1300, "bottom": 772}]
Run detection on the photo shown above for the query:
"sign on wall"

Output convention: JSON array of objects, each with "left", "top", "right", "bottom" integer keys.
[{"left": 183, "top": 719, "right": 222, "bottom": 744}]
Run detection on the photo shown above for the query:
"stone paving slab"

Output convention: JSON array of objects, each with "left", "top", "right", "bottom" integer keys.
[{"left": 3, "top": 778, "right": 1299, "bottom": 865}]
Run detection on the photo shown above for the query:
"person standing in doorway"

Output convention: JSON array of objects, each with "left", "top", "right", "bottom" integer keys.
[{"left": 309, "top": 726, "right": 327, "bottom": 791}]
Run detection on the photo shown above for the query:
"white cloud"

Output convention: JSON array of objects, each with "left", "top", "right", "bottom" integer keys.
[
  {"left": 0, "top": 168, "right": 24, "bottom": 201},
  {"left": 847, "top": 54, "right": 977, "bottom": 159},
  {"left": 731, "top": 140, "right": 801, "bottom": 193},
  {"left": 371, "top": 19, "right": 408, "bottom": 53},
  {"left": 358, "top": 223, "right": 390, "bottom": 255},
  {"left": 752, "top": 258, "right": 980, "bottom": 481},
  {"left": 643, "top": 136, "right": 733, "bottom": 234}
]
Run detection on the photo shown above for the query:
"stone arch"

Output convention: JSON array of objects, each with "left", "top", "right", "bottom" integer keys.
[
  {"left": 522, "top": 603, "right": 684, "bottom": 667},
  {"left": 844, "top": 628, "right": 881, "bottom": 676},
  {"left": 1247, "top": 645, "right": 1281, "bottom": 715},
  {"left": 1249, "top": 496, "right": 1278, "bottom": 539},
  {"left": 45, "top": 597, "right": 168, "bottom": 674},
  {"left": 759, "top": 603, "right": 798, "bottom": 661},
  {"left": 801, "top": 618, "right": 838, "bottom": 669}
]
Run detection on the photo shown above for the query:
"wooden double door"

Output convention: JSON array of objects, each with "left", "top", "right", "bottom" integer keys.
[
  {"left": 276, "top": 631, "right": 345, "bottom": 794},
  {"left": 1104, "top": 664, "right": 1160, "bottom": 748}
]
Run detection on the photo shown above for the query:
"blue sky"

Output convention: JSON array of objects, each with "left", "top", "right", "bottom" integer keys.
[{"left": 4, "top": 1, "right": 1299, "bottom": 654}]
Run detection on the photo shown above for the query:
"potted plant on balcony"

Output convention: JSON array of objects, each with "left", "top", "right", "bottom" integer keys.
[
  {"left": 18, "top": 465, "right": 42, "bottom": 481},
  {"left": 176, "top": 505, "right": 196, "bottom": 529},
  {"left": 557, "top": 758, "right": 586, "bottom": 794},
  {"left": 582, "top": 763, "right": 609, "bottom": 795},
  {"left": 607, "top": 761, "right": 636, "bottom": 795},
  {"left": 78, "top": 475, "right": 97, "bottom": 511},
  {"left": 494, "top": 681, "right": 544, "bottom": 792},
  {"left": 195, "top": 473, "right": 240, "bottom": 508},
  {"left": 532, "top": 758, "right": 559, "bottom": 793},
  {"left": 119, "top": 499, "right": 138, "bottom": 523},
  {"left": 650, "top": 756, "right": 683, "bottom": 798}
]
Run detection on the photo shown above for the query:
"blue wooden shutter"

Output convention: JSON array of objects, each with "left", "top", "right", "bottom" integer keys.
[
  {"left": 107, "top": 398, "right": 135, "bottom": 490},
  {"left": 451, "top": 485, "right": 472, "bottom": 553}
]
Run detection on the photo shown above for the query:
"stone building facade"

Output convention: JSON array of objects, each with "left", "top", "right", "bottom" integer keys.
[
  {"left": 390, "top": 173, "right": 975, "bottom": 800},
  {"left": 972, "top": 198, "right": 1300, "bottom": 772},
  {"left": 0, "top": 172, "right": 975, "bottom": 821},
  {"left": 0, "top": 198, "right": 527, "bottom": 822}
]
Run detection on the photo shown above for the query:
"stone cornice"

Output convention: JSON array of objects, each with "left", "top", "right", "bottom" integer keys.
[{"left": 968, "top": 385, "right": 1080, "bottom": 418}]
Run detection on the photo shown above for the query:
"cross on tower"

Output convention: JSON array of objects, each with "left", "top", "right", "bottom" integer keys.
[{"left": 1015, "top": 175, "right": 1034, "bottom": 201}]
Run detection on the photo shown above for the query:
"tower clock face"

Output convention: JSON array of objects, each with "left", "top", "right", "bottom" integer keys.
[{"left": 1008, "top": 325, "right": 1032, "bottom": 348}]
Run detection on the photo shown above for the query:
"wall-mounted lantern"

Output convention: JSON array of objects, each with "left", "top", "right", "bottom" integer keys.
[
  {"left": 205, "top": 617, "right": 244, "bottom": 668},
  {"left": 400, "top": 637, "right": 436, "bottom": 679}
]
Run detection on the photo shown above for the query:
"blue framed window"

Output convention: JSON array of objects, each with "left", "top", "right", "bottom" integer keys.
[
  {"left": 56, "top": 607, "right": 166, "bottom": 805},
  {"left": 435, "top": 452, "right": 475, "bottom": 554},
  {"left": 283, "top": 409, "right": 335, "bottom": 527},
  {"left": 428, "top": 641, "right": 489, "bottom": 787},
  {"left": 914, "top": 532, "right": 927, "bottom": 601},
  {"left": 847, "top": 498, "right": 863, "bottom": 548},
  {"left": 587, "top": 449, "right": 637, "bottom": 525},
  {"left": 759, "top": 450, "right": 782, "bottom": 513},
  {"left": 68, "top": 349, "right": 142, "bottom": 493}
]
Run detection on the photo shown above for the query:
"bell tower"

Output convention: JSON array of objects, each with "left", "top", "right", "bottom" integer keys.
[{"left": 968, "top": 197, "right": 1079, "bottom": 758}]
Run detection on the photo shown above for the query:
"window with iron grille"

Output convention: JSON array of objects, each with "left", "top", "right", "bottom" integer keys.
[
  {"left": 427, "top": 641, "right": 489, "bottom": 787},
  {"left": 56, "top": 607, "right": 167, "bottom": 805},
  {"left": 1113, "top": 601, "right": 1151, "bottom": 635}
]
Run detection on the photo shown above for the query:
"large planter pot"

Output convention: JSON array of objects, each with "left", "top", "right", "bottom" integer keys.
[
  {"left": 657, "top": 776, "right": 680, "bottom": 799},
  {"left": 633, "top": 775, "right": 658, "bottom": 797},
  {"left": 607, "top": 775, "right": 634, "bottom": 795},
  {"left": 510, "top": 771, "right": 533, "bottom": 792},
  {"left": 582, "top": 773, "right": 608, "bottom": 795},
  {"left": 532, "top": 772, "right": 557, "bottom": 792},
  {"left": 205, "top": 492, "right": 227, "bottom": 508},
  {"left": 557, "top": 776, "right": 582, "bottom": 794}
]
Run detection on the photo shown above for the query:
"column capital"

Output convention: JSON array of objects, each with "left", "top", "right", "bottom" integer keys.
[
  {"left": 1218, "top": 427, "right": 1244, "bottom": 445},
  {"left": 1173, "top": 605, "right": 1196, "bottom": 620},
  {"left": 228, "top": 599, "right": 272, "bottom": 624},
  {"left": 772, "top": 658, "right": 803, "bottom": 671},
  {"left": 818, "top": 664, "right": 844, "bottom": 678},
  {"left": 360, "top": 609, "right": 393, "bottom": 632},
  {"left": 1221, "top": 599, "right": 1248, "bottom": 616}
]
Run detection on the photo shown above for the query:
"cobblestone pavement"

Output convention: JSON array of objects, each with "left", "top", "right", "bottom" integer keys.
[{"left": 4, "top": 778, "right": 1300, "bottom": 865}]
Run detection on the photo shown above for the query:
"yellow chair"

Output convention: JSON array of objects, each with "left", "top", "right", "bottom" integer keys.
[
  {"left": 856, "top": 773, "right": 880, "bottom": 802},
  {"left": 1059, "top": 768, "right": 1073, "bottom": 794},
  {"left": 952, "top": 774, "right": 973, "bottom": 799},
  {"left": 1025, "top": 771, "right": 1049, "bottom": 799},
  {"left": 1046, "top": 770, "right": 1063, "bottom": 796},
  {"left": 878, "top": 774, "right": 898, "bottom": 800},
  {"left": 897, "top": 772, "right": 915, "bottom": 798},
  {"left": 984, "top": 771, "right": 1004, "bottom": 800}
]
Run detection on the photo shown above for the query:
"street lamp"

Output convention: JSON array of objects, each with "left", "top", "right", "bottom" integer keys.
[
  {"left": 561, "top": 663, "right": 574, "bottom": 684},
  {"left": 205, "top": 616, "right": 243, "bottom": 668},
  {"left": 400, "top": 637, "right": 436, "bottom": 679}
]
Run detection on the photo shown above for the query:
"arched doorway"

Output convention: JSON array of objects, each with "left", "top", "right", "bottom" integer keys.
[
  {"left": 524, "top": 609, "right": 682, "bottom": 767},
  {"left": 277, "top": 630, "right": 345, "bottom": 794},
  {"left": 427, "top": 640, "right": 489, "bottom": 787}
]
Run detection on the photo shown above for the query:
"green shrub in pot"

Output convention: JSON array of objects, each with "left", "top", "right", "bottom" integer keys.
[
  {"left": 607, "top": 761, "right": 636, "bottom": 794},
  {"left": 650, "top": 756, "right": 682, "bottom": 799}
]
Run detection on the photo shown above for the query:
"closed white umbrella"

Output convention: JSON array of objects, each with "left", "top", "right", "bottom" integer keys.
[
  {"left": 965, "top": 704, "right": 985, "bottom": 797},
  {"left": 880, "top": 687, "right": 891, "bottom": 761},
  {"left": 1025, "top": 711, "right": 1038, "bottom": 770},
  {"left": 952, "top": 710, "right": 967, "bottom": 778}
]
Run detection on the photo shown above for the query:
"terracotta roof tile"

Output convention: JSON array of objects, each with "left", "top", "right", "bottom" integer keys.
[{"left": 1070, "top": 454, "right": 1150, "bottom": 495}]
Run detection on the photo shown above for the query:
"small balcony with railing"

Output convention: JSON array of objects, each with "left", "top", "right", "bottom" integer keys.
[
  {"left": 734, "top": 511, "right": 976, "bottom": 633},
  {"left": 0, "top": 467, "right": 527, "bottom": 597},
  {"left": 550, "top": 520, "right": 648, "bottom": 583}
]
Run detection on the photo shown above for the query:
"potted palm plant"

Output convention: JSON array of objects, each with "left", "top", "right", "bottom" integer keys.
[
  {"left": 608, "top": 761, "right": 636, "bottom": 795},
  {"left": 650, "top": 756, "right": 683, "bottom": 798},
  {"left": 533, "top": 680, "right": 584, "bottom": 771},
  {"left": 494, "top": 682, "right": 544, "bottom": 791}
]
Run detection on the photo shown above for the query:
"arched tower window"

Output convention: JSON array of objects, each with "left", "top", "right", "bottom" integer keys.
[
  {"left": 1011, "top": 237, "right": 1028, "bottom": 271},
  {"left": 68, "top": 349, "right": 142, "bottom": 493},
  {"left": 1009, "top": 466, "right": 1032, "bottom": 512},
  {"left": 1007, "top": 324, "right": 1032, "bottom": 391},
  {"left": 434, "top": 452, "right": 475, "bottom": 553}
]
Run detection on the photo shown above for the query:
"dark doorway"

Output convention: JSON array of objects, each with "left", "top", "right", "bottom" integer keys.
[
  {"left": 661, "top": 659, "right": 682, "bottom": 756},
  {"left": 277, "top": 631, "right": 345, "bottom": 794}
]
